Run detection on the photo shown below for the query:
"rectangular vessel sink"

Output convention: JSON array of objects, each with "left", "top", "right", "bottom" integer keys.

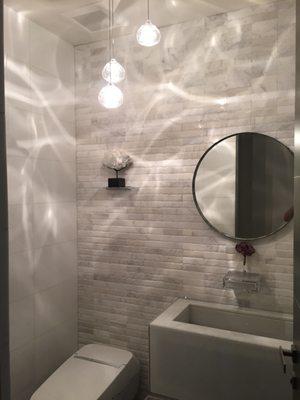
[
  {"left": 150, "top": 299, "right": 292, "bottom": 400},
  {"left": 174, "top": 302, "right": 291, "bottom": 340}
]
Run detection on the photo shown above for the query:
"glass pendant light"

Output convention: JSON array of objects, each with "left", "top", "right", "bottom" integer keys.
[
  {"left": 99, "top": 0, "right": 124, "bottom": 108},
  {"left": 102, "top": 58, "right": 125, "bottom": 84},
  {"left": 102, "top": 0, "right": 125, "bottom": 84},
  {"left": 98, "top": 83, "right": 123, "bottom": 109},
  {"left": 137, "top": 0, "right": 161, "bottom": 47}
]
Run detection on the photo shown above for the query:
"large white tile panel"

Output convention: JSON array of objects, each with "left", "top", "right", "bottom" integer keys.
[
  {"left": 29, "top": 21, "right": 74, "bottom": 84},
  {"left": 7, "top": 156, "right": 33, "bottom": 205},
  {"left": 30, "top": 111, "right": 75, "bottom": 162},
  {"left": 33, "top": 202, "right": 76, "bottom": 248},
  {"left": 4, "top": 6, "right": 29, "bottom": 64},
  {"left": 8, "top": 204, "right": 33, "bottom": 253},
  {"left": 10, "top": 249, "right": 35, "bottom": 303},
  {"left": 30, "top": 66, "right": 74, "bottom": 123},
  {"left": 5, "top": 57, "right": 32, "bottom": 111},
  {"left": 32, "top": 158, "right": 75, "bottom": 203},
  {"left": 5, "top": 106, "right": 35, "bottom": 158},
  {"left": 10, "top": 341, "right": 35, "bottom": 399},
  {"left": 10, "top": 297, "right": 34, "bottom": 351},
  {"left": 5, "top": 8, "right": 77, "bottom": 400},
  {"left": 34, "top": 279, "right": 77, "bottom": 336},
  {"left": 35, "top": 318, "right": 77, "bottom": 387},
  {"left": 11, "top": 385, "right": 35, "bottom": 400},
  {"left": 34, "top": 241, "right": 77, "bottom": 292}
]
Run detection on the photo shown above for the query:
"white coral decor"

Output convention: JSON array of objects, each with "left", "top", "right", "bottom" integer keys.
[{"left": 103, "top": 150, "right": 132, "bottom": 172}]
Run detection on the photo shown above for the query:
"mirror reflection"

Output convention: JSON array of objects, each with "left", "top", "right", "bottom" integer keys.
[{"left": 193, "top": 132, "right": 294, "bottom": 240}]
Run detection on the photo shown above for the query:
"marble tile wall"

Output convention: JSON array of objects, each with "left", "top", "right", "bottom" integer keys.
[
  {"left": 75, "top": 0, "right": 295, "bottom": 398},
  {"left": 4, "top": 6, "right": 77, "bottom": 400}
]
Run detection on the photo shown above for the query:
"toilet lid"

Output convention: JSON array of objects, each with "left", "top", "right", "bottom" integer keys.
[
  {"left": 76, "top": 344, "right": 133, "bottom": 368},
  {"left": 31, "top": 345, "right": 134, "bottom": 400}
]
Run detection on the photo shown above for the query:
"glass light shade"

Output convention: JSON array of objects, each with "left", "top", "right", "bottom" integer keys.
[
  {"left": 102, "top": 58, "right": 125, "bottom": 83},
  {"left": 98, "top": 83, "right": 123, "bottom": 109},
  {"left": 136, "top": 19, "right": 161, "bottom": 47}
]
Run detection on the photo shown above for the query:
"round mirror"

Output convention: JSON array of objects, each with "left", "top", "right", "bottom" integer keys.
[{"left": 192, "top": 132, "right": 294, "bottom": 240}]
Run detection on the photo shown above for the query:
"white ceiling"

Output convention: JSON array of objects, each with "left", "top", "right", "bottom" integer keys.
[{"left": 5, "top": 0, "right": 271, "bottom": 46}]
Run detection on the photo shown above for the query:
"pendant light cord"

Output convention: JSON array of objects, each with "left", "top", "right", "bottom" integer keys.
[
  {"left": 108, "top": 0, "right": 112, "bottom": 60},
  {"left": 108, "top": 0, "right": 112, "bottom": 83},
  {"left": 112, "top": 0, "right": 115, "bottom": 58},
  {"left": 147, "top": 0, "right": 150, "bottom": 20}
]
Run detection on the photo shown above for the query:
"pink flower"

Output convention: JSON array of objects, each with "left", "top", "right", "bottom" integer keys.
[{"left": 235, "top": 242, "right": 255, "bottom": 265}]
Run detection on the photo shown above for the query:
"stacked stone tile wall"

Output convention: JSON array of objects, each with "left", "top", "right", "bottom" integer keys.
[{"left": 75, "top": 1, "right": 295, "bottom": 397}]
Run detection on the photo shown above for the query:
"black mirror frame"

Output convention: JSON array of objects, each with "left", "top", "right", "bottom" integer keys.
[{"left": 192, "top": 132, "right": 294, "bottom": 241}]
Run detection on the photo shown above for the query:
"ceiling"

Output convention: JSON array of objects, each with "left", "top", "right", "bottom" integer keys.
[{"left": 5, "top": 0, "right": 271, "bottom": 46}]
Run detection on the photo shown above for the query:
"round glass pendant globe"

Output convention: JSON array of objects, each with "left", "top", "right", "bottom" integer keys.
[
  {"left": 98, "top": 83, "right": 123, "bottom": 109},
  {"left": 136, "top": 20, "right": 161, "bottom": 47},
  {"left": 102, "top": 58, "right": 125, "bottom": 84}
]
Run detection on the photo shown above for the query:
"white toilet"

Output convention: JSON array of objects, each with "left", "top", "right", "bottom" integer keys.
[{"left": 31, "top": 344, "right": 140, "bottom": 400}]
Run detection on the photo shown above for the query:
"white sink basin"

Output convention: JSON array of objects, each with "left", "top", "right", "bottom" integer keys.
[{"left": 150, "top": 299, "right": 292, "bottom": 400}]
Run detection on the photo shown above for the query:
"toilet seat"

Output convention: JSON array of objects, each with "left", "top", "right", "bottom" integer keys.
[{"left": 31, "top": 344, "right": 140, "bottom": 400}]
